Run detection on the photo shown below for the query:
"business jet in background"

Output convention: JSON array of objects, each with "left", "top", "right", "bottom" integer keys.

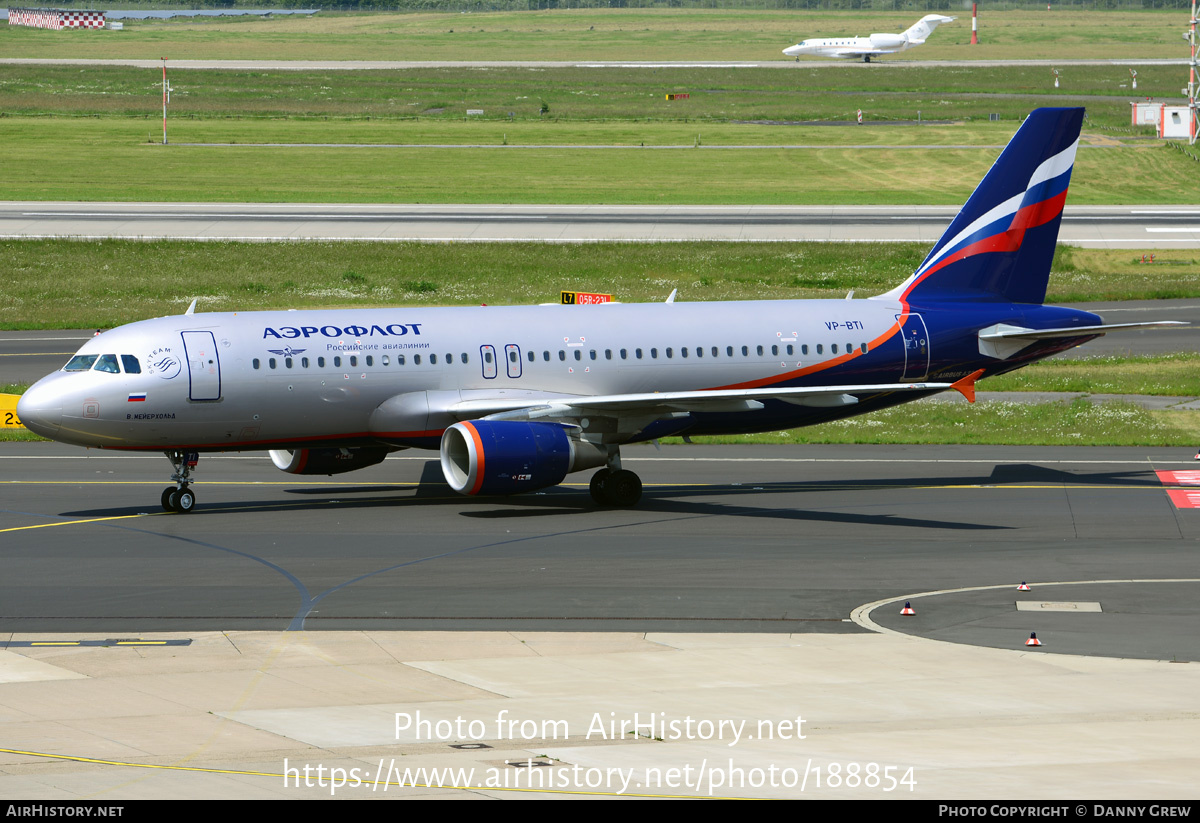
[
  {"left": 18, "top": 108, "right": 1183, "bottom": 513},
  {"left": 784, "top": 14, "right": 956, "bottom": 62}
]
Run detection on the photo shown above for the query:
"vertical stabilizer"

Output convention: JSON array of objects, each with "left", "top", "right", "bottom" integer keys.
[
  {"left": 879, "top": 108, "right": 1083, "bottom": 306},
  {"left": 903, "top": 14, "right": 956, "bottom": 44}
]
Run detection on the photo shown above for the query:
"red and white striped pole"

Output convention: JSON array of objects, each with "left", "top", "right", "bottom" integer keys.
[
  {"left": 1190, "top": 0, "right": 1198, "bottom": 144},
  {"left": 971, "top": 3, "right": 978, "bottom": 45},
  {"left": 161, "top": 57, "right": 168, "bottom": 145}
]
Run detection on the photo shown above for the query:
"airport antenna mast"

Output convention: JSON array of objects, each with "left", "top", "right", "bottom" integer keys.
[
  {"left": 1191, "top": 0, "right": 1199, "bottom": 145},
  {"left": 160, "top": 57, "right": 168, "bottom": 146}
]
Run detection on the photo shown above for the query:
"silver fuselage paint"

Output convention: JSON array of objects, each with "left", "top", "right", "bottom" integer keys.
[{"left": 20, "top": 299, "right": 909, "bottom": 451}]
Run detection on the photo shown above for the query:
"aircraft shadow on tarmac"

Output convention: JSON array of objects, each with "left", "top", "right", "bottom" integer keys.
[{"left": 56, "top": 462, "right": 1160, "bottom": 530}]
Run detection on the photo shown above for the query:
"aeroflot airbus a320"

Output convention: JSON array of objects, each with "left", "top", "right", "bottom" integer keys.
[{"left": 17, "top": 108, "right": 1181, "bottom": 513}]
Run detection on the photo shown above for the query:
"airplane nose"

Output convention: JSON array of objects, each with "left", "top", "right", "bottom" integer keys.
[
  {"left": 783, "top": 45, "right": 802, "bottom": 57},
  {"left": 16, "top": 382, "right": 63, "bottom": 438}
]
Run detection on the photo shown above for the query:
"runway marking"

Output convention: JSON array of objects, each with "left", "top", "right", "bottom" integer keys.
[
  {"left": 23, "top": 211, "right": 550, "bottom": 219},
  {"left": 0, "top": 512, "right": 151, "bottom": 533},
  {"left": 4, "top": 639, "right": 191, "bottom": 647},
  {"left": 1155, "top": 471, "right": 1200, "bottom": 509},
  {"left": 852, "top": 579, "right": 1200, "bottom": 641},
  {"left": 2, "top": 234, "right": 1191, "bottom": 246},
  {"left": 1156, "top": 470, "right": 1200, "bottom": 485},
  {"left": 0, "top": 351, "right": 72, "bottom": 356},
  {"left": 3, "top": 455, "right": 1198, "bottom": 466},
  {"left": 0, "top": 336, "right": 89, "bottom": 341},
  {"left": 1166, "top": 489, "right": 1200, "bottom": 509},
  {"left": 0, "top": 747, "right": 722, "bottom": 798}
]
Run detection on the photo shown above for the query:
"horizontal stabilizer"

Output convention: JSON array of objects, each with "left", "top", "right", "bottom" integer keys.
[{"left": 978, "top": 321, "right": 1188, "bottom": 360}]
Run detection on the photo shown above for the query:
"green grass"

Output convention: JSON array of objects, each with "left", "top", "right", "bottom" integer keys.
[
  {"left": 0, "top": 9, "right": 1186, "bottom": 62},
  {"left": 666, "top": 399, "right": 1200, "bottom": 446},
  {"left": 2, "top": 240, "right": 1197, "bottom": 329},
  {"left": 0, "top": 117, "right": 1191, "bottom": 205},
  {"left": 0, "top": 63, "right": 1183, "bottom": 127},
  {"left": 981, "top": 353, "right": 1200, "bottom": 396}
]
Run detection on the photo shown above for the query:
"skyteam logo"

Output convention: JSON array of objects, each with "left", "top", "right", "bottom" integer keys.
[{"left": 147, "top": 347, "right": 181, "bottom": 380}]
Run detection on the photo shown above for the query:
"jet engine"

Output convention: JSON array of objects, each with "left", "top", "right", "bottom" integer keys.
[
  {"left": 269, "top": 447, "right": 391, "bottom": 476},
  {"left": 440, "top": 420, "right": 608, "bottom": 496},
  {"left": 868, "top": 33, "right": 906, "bottom": 49}
]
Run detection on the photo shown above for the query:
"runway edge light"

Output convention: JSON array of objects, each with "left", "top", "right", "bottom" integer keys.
[
  {"left": 1025, "top": 632, "right": 1043, "bottom": 647},
  {"left": 901, "top": 601, "right": 916, "bottom": 615},
  {"left": 1018, "top": 582, "right": 1031, "bottom": 591}
]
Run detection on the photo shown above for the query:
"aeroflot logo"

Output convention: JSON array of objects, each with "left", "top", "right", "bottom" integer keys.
[{"left": 263, "top": 323, "right": 424, "bottom": 339}]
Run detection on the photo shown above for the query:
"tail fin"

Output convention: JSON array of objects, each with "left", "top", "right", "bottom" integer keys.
[
  {"left": 903, "top": 14, "right": 955, "bottom": 44},
  {"left": 881, "top": 107, "right": 1084, "bottom": 306}
]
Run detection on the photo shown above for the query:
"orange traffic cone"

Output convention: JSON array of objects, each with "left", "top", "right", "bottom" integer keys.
[
  {"left": 1017, "top": 582, "right": 1031, "bottom": 591},
  {"left": 901, "top": 601, "right": 915, "bottom": 615},
  {"left": 1025, "top": 632, "right": 1042, "bottom": 647}
]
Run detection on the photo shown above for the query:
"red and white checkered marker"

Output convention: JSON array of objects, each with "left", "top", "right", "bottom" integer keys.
[
  {"left": 900, "top": 601, "right": 915, "bottom": 615},
  {"left": 1017, "top": 582, "right": 1031, "bottom": 591},
  {"left": 1025, "top": 632, "right": 1042, "bottom": 647}
]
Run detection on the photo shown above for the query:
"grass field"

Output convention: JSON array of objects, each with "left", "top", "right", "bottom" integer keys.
[
  {"left": 3, "top": 240, "right": 1197, "bottom": 329},
  {"left": 665, "top": 400, "right": 1200, "bottom": 446},
  {"left": 0, "top": 9, "right": 1188, "bottom": 62},
  {"left": 1, "top": 117, "right": 1192, "bottom": 204},
  {"left": 0, "top": 63, "right": 1183, "bottom": 126},
  {"left": 981, "top": 353, "right": 1200, "bottom": 396}
]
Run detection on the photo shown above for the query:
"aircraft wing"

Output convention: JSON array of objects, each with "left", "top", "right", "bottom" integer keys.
[
  {"left": 832, "top": 48, "right": 886, "bottom": 58},
  {"left": 448, "top": 379, "right": 968, "bottom": 432}
]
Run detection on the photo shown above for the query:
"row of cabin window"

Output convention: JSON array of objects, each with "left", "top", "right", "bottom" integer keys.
[
  {"left": 553, "top": 343, "right": 869, "bottom": 361},
  {"left": 252, "top": 353, "right": 461, "bottom": 370},
  {"left": 251, "top": 342, "right": 871, "bottom": 371}
]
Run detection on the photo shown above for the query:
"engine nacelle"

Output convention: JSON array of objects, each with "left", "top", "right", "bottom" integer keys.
[
  {"left": 868, "top": 33, "right": 906, "bottom": 49},
  {"left": 440, "top": 420, "right": 608, "bottom": 496},
  {"left": 269, "top": 447, "right": 391, "bottom": 476}
]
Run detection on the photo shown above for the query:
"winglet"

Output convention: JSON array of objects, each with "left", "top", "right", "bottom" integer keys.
[
  {"left": 185, "top": 298, "right": 197, "bottom": 316},
  {"left": 951, "top": 369, "right": 985, "bottom": 403}
]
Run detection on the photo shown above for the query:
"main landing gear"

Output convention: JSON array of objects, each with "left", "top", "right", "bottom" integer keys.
[
  {"left": 161, "top": 450, "right": 199, "bottom": 513},
  {"left": 589, "top": 460, "right": 643, "bottom": 508}
]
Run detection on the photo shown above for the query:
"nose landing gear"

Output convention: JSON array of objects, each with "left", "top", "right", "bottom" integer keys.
[{"left": 161, "top": 450, "right": 199, "bottom": 513}]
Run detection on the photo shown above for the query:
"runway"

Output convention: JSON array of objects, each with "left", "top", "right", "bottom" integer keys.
[
  {"left": 2, "top": 442, "right": 1198, "bottom": 662},
  {"left": 3, "top": 58, "right": 1191, "bottom": 70},
  {"left": 4, "top": 202, "right": 1200, "bottom": 248}
]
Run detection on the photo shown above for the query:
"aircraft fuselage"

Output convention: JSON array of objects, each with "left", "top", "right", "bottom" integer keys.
[{"left": 19, "top": 297, "right": 1101, "bottom": 454}]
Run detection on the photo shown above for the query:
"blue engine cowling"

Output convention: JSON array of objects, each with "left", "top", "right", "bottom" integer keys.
[
  {"left": 269, "top": 447, "right": 391, "bottom": 476},
  {"left": 440, "top": 420, "right": 606, "bottom": 496}
]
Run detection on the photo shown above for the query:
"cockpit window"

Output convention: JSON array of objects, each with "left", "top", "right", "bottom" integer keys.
[
  {"left": 64, "top": 354, "right": 98, "bottom": 372},
  {"left": 121, "top": 355, "right": 142, "bottom": 374},
  {"left": 95, "top": 354, "right": 120, "bottom": 373}
]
